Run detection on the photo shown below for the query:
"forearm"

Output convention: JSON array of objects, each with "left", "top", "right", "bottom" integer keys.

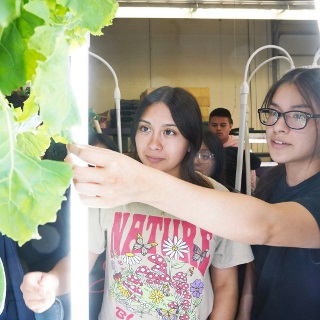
[
  {"left": 20, "top": 258, "right": 70, "bottom": 314},
  {"left": 48, "top": 255, "right": 71, "bottom": 296},
  {"left": 209, "top": 267, "right": 238, "bottom": 320},
  {"left": 140, "top": 168, "right": 269, "bottom": 245},
  {"left": 140, "top": 168, "right": 320, "bottom": 247},
  {"left": 210, "top": 290, "right": 238, "bottom": 320},
  {"left": 236, "top": 262, "right": 255, "bottom": 320}
]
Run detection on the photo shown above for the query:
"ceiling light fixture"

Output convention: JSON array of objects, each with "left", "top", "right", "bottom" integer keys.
[{"left": 116, "top": 7, "right": 318, "bottom": 20}]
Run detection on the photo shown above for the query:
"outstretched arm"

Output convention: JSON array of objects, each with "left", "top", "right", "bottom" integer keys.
[{"left": 66, "top": 144, "right": 320, "bottom": 248}]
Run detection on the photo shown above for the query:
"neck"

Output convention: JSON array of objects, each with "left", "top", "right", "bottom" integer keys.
[{"left": 285, "top": 161, "right": 320, "bottom": 186}]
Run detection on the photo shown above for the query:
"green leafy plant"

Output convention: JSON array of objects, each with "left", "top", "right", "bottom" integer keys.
[{"left": 0, "top": 0, "right": 118, "bottom": 314}]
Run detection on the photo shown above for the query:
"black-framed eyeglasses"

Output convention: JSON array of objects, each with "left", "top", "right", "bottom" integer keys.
[
  {"left": 195, "top": 150, "right": 214, "bottom": 163},
  {"left": 258, "top": 108, "right": 320, "bottom": 130}
]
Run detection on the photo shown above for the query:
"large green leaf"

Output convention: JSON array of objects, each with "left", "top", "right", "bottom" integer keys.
[
  {"left": 29, "top": 25, "right": 64, "bottom": 57},
  {"left": 0, "top": 0, "right": 21, "bottom": 28},
  {"left": 0, "top": 8, "right": 44, "bottom": 95},
  {"left": 17, "top": 131, "right": 51, "bottom": 158},
  {"left": 0, "top": 152, "right": 72, "bottom": 246},
  {"left": 0, "top": 22, "right": 28, "bottom": 94},
  {"left": 0, "top": 94, "right": 73, "bottom": 246},
  {"left": 59, "top": 0, "right": 118, "bottom": 35},
  {"left": 32, "top": 33, "right": 80, "bottom": 135},
  {"left": 23, "top": 0, "right": 50, "bottom": 22},
  {"left": 0, "top": 258, "right": 5, "bottom": 315}
]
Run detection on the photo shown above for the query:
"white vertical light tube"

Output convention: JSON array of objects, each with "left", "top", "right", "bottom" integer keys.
[{"left": 70, "top": 36, "right": 89, "bottom": 320}]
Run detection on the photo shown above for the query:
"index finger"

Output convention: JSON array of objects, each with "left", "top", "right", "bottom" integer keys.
[{"left": 66, "top": 143, "right": 114, "bottom": 167}]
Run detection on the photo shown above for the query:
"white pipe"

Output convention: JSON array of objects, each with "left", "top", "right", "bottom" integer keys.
[
  {"left": 236, "top": 81, "right": 249, "bottom": 192},
  {"left": 236, "top": 45, "right": 295, "bottom": 194},
  {"left": 247, "top": 56, "right": 291, "bottom": 84},
  {"left": 311, "top": 48, "right": 320, "bottom": 67},
  {"left": 89, "top": 52, "right": 123, "bottom": 153}
]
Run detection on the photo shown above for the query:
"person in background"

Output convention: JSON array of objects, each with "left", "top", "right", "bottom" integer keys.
[
  {"left": 194, "top": 130, "right": 226, "bottom": 186},
  {"left": 66, "top": 67, "right": 320, "bottom": 320},
  {"left": 208, "top": 108, "right": 261, "bottom": 193},
  {"left": 193, "top": 130, "right": 247, "bottom": 309},
  {"left": 208, "top": 108, "right": 238, "bottom": 147},
  {"left": 88, "top": 132, "right": 119, "bottom": 153},
  {"left": 21, "top": 86, "right": 253, "bottom": 320},
  {"left": 17, "top": 139, "right": 70, "bottom": 320},
  {"left": 0, "top": 232, "right": 36, "bottom": 320}
]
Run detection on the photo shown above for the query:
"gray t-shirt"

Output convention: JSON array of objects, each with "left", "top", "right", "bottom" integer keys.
[{"left": 89, "top": 178, "right": 254, "bottom": 320}]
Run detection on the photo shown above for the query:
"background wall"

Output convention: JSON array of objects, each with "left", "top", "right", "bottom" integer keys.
[{"left": 88, "top": 18, "right": 319, "bottom": 154}]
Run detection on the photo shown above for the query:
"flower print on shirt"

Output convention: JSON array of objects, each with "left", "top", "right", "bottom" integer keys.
[
  {"left": 109, "top": 230, "right": 209, "bottom": 319},
  {"left": 122, "top": 252, "right": 142, "bottom": 266},
  {"left": 190, "top": 279, "right": 204, "bottom": 298},
  {"left": 163, "top": 236, "right": 189, "bottom": 260}
]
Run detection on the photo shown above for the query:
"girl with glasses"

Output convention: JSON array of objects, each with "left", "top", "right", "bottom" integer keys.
[
  {"left": 66, "top": 67, "right": 320, "bottom": 320},
  {"left": 21, "top": 87, "right": 253, "bottom": 320},
  {"left": 193, "top": 130, "right": 226, "bottom": 185}
]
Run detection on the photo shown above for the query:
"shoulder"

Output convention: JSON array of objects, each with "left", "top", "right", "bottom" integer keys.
[
  {"left": 94, "top": 203, "right": 164, "bottom": 217},
  {"left": 227, "top": 135, "right": 239, "bottom": 147},
  {"left": 196, "top": 172, "right": 229, "bottom": 192},
  {"left": 224, "top": 146, "right": 238, "bottom": 156},
  {"left": 295, "top": 173, "right": 320, "bottom": 216}
]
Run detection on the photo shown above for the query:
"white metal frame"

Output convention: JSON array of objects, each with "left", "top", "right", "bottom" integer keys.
[
  {"left": 236, "top": 45, "right": 295, "bottom": 194},
  {"left": 89, "top": 52, "right": 123, "bottom": 153}
]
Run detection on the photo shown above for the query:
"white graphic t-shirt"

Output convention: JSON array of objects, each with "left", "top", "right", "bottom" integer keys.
[{"left": 89, "top": 179, "right": 254, "bottom": 320}]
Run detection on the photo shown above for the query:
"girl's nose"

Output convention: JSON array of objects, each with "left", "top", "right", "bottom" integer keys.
[
  {"left": 194, "top": 157, "right": 200, "bottom": 165},
  {"left": 148, "top": 133, "right": 162, "bottom": 150},
  {"left": 273, "top": 115, "right": 290, "bottom": 133}
]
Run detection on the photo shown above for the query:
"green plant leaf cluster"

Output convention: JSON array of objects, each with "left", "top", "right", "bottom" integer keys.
[
  {"left": 0, "top": 0, "right": 118, "bottom": 243},
  {"left": 0, "top": 92, "right": 73, "bottom": 246},
  {"left": 0, "top": 0, "right": 118, "bottom": 315}
]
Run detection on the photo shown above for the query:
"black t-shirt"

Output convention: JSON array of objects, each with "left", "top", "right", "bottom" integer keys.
[
  {"left": 252, "top": 172, "right": 320, "bottom": 320},
  {"left": 224, "top": 147, "right": 261, "bottom": 193},
  {"left": 17, "top": 188, "right": 70, "bottom": 273}
]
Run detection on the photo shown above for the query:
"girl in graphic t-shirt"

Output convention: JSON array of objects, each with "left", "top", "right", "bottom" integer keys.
[{"left": 21, "top": 87, "right": 253, "bottom": 320}]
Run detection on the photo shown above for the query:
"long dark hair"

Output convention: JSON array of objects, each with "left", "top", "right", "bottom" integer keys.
[
  {"left": 130, "top": 86, "right": 212, "bottom": 189},
  {"left": 254, "top": 67, "right": 320, "bottom": 201},
  {"left": 202, "top": 130, "right": 226, "bottom": 185}
]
